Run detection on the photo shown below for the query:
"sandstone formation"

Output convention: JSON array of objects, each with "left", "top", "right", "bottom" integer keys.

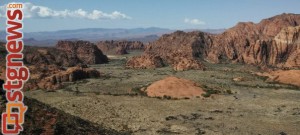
[
  {"left": 4, "top": 40, "right": 108, "bottom": 91},
  {"left": 24, "top": 40, "right": 108, "bottom": 67},
  {"left": 256, "top": 70, "right": 300, "bottom": 87},
  {"left": 24, "top": 64, "right": 100, "bottom": 91},
  {"left": 97, "top": 40, "right": 144, "bottom": 55},
  {"left": 115, "top": 46, "right": 128, "bottom": 55},
  {"left": 172, "top": 57, "right": 206, "bottom": 71},
  {"left": 274, "top": 26, "right": 300, "bottom": 67},
  {"left": 56, "top": 40, "right": 109, "bottom": 65},
  {"left": 146, "top": 76, "right": 205, "bottom": 99},
  {"left": 127, "top": 31, "right": 208, "bottom": 70},
  {"left": 126, "top": 55, "right": 164, "bottom": 69},
  {"left": 207, "top": 13, "right": 300, "bottom": 67},
  {"left": 127, "top": 13, "right": 300, "bottom": 70}
]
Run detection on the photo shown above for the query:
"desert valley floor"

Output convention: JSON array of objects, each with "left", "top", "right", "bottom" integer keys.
[{"left": 25, "top": 51, "right": 300, "bottom": 135}]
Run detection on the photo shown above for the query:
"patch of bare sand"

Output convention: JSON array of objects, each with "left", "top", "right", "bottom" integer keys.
[
  {"left": 146, "top": 76, "right": 205, "bottom": 99},
  {"left": 256, "top": 70, "right": 300, "bottom": 87}
]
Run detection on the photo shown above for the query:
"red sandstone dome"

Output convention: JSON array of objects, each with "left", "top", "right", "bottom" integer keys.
[{"left": 146, "top": 76, "right": 205, "bottom": 99}]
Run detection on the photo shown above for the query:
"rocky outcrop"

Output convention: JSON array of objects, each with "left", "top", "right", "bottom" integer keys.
[
  {"left": 173, "top": 57, "right": 205, "bottom": 71},
  {"left": 274, "top": 26, "right": 300, "bottom": 67},
  {"left": 97, "top": 40, "right": 144, "bottom": 55},
  {"left": 24, "top": 40, "right": 108, "bottom": 67},
  {"left": 40, "top": 66, "right": 100, "bottom": 90},
  {"left": 144, "top": 31, "right": 212, "bottom": 62},
  {"left": 222, "top": 26, "right": 300, "bottom": 67},
  {"left": 24, "top": 47, "right": 78, "bottom": 67},
  {"left": 127, "top": 13, "right": 300, "bottom": 69},
  {"left": 115, "top": 46, "right": 128, "bottom": 55},
  {"left": 146, "top": 76, "right": 205, "bottom": 99},
  {"left": 24, "top": 64, "right": 100, "bottom": 91},
  {"left": 255, "top": 70, "right": 300, "bottom": 87},
  {"left": 126, "top": 55, "right": 164, "bottom": 69},
  {"left": 56, "top": 40, "right": 108, "bottom": 65},
  {"left": 127, "top": 31, "right": 209, "bottom": 70},
  {"left": 206, "top": 14, "right": 300, "bottom": 68}
]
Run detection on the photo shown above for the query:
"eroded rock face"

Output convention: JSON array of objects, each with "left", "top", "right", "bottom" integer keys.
[
  {"left": 97, "top": 40, "right": 144, "bottom": 55},
  {"left": 24, "top": 40, "right": 108, "bottom": 67},
  {"left": 207, "top": 14, "right": 300, "bottom": 68},
  {"left": 274, "top": 26, "right": 300, "bottom": 67},
  {"left": 24, "top": 64, "right": 100, "bottom": 91},
  {"left": 229, "top": 26, "right": 300, "bottom": 67},
  {"left": 146, "top": 76, "right": 205, "bottom": 99}
]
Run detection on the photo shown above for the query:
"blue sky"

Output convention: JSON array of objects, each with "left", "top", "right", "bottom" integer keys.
[{"left": 0, "top": 0, "right": 300, "bottom": 32}]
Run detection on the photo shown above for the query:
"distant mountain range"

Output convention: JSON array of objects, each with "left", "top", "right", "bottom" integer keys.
[{"left": 0, "top": 27, "right": 225, "bottom": 46}]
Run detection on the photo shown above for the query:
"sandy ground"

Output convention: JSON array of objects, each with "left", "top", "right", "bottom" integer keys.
[
  {"left": 25, "top": 87, "right": 300, "bottom": 135},
  {"left": 25, "top": 52, "right": 300, "bottom": 135},
  {"left": 256, "top": 70, "right": 300, "bottom": 87}
]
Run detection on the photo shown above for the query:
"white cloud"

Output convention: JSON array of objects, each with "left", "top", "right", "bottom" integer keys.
[
  {"left": 0, "top": 2, "right": 131, "bottom": 20},
  {"left": 184, "top": 18, "right": 206, "bottom": 25}
]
